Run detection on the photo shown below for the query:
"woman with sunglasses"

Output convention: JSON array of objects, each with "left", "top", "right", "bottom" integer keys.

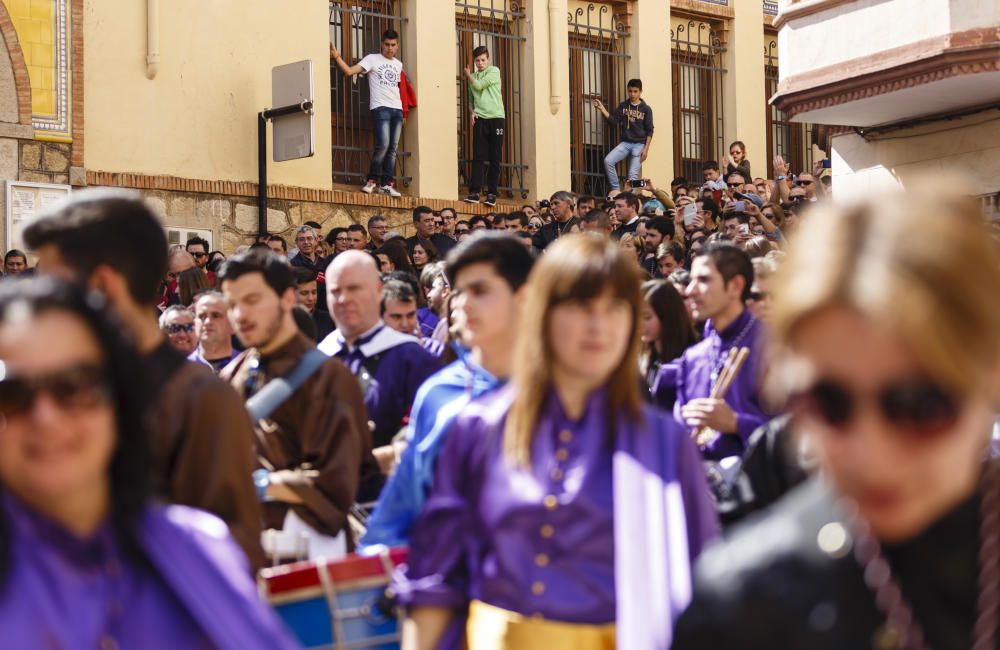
[
  {"left": 674, "top": 191, "right": 1000, "bottom": 649},
  {"left": 0, "top": 278, "right": 296, "bottom": 649},
  {"left": 400, "top": 234, "right": 719, "bottom": 650}
]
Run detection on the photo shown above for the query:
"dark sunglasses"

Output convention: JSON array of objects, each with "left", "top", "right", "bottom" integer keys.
[
  {"left": 190, "top": 252, "right": 208, "bottom": 259},
  {"left": 165, "top": 323, "right": 195, "bottom": 334},
  {"left": 748, "top": 290, "right": 769, "bottom": 301},
  {"left": 727, "top": 183, "right": 742, "bottom": 188},
  {"left": 455, "top": 228, "right": 470, "bottom": 235},
  {"left": 795, "top": 179, "right": 814, "bottom": 186},
  {"left": 790, "top": 377, "right": 959, "bottom": 435},
  {"left": 0, "top": 364, "right": 111, "bottom": 416}
]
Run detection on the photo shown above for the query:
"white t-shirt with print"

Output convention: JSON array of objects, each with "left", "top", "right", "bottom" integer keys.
[{"left": 358, "top": 53, "right": 403, "bottom": 111}]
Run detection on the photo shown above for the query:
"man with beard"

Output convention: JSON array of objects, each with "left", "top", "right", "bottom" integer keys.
[
  {"left": 24, "top": 191, "right": 263, "bottom": 570},
  {"left": 220, "top": 251, "right": 373, "bottom": 556}
]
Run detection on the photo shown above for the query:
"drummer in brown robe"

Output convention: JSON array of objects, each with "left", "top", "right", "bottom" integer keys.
[
  {"left": 24, "top": 191, "right": 265, "bottom": 572},
  {"left": 220, "top": 250, "right": 373, "bottom": 555}
]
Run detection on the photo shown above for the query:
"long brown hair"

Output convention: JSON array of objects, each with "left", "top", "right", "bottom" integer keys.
[
  {"left": 504, "top": 234, "right": 644, "bottom": 466},
  {"left": 640, "top": 279, "right": 699, "bottom": 377}
]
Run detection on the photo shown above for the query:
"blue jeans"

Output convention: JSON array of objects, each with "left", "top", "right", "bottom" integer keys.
[
  {"left": 604, "top": 141, "right": 645, "bottom": 191},
  {"left": 369, "top": 107, "right": 403, "bottom": 185}
]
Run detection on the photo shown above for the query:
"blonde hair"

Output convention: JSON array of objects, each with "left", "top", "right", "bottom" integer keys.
[
  {"left": 771, "top": 190, "right": 1000, "bottom": 399},
  {"left": 504, "top": 234, "right": 643, "bottom": 467}
]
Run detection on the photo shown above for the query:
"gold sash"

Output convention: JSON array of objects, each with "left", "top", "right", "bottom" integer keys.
[{"left": 467, "top": 600, "right": 616, "bottom": 650}]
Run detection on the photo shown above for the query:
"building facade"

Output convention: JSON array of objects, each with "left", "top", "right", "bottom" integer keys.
[
  {"left": 772, "top": 0, "right": 1000, "bottom": 212},
  {"left": 0, "top": 0, "right": 816, "bottom": 251}
]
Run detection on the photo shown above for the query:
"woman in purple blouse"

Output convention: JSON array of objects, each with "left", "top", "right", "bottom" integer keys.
[
  {"left": 0, "top": 278, "right": 297, "bottom": 650},
  {"left": 400, "top": 234, "right": 719, "bottom": 649}
]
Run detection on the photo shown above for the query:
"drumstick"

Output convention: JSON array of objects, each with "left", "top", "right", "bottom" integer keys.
[
  {"left": 693, "top": 350, "right": 737, "bottom": 443},
  {"left": 694, "top": 347, "right": 751, "bottom": 446},
  {"left": 716, "top": 347, "right": 750, "bottom": 399}
]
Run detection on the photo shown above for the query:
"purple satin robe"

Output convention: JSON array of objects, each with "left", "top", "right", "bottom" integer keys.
[
  {"left": 0, "top": 493, "right": 298, "bottom": 650},
  {"left": 399, "top": 385, "right": 720, "bottom": 648},
  {"left": 674, "top": 308, "right": 771, "bottom": 460}
]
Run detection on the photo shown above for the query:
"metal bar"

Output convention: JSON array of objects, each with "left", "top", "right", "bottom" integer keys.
[{"left": 257, "top": 112, "right": 267, "bottom": 237}]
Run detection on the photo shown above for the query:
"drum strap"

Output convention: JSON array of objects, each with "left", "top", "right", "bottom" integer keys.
[{"left": 317, "top": 560, "right": 349, "bottom": 650}]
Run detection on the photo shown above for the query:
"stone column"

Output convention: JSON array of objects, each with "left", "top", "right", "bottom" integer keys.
[
  {"left": 522, "top": 0, "right": 571, "bottom": 200},
  {"left": 401, "top": 0, "right": 459, "bottom": 200},
  {"left": 722, "top": 0, "right": 767, "bottom": 180}
]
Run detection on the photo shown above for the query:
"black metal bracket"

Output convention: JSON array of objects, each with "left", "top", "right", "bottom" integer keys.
[{"left": 257, "top": 100, "right": 315, "bottom": 238}]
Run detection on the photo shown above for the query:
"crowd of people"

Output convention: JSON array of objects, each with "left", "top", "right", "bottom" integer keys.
[{"left": 0, "top": 31, "right": 997, "bottom": 650}]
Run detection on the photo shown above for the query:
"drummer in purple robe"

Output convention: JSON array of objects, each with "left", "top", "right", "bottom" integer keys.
[
  {"left": 674, "top": 242, "right": 772, "bottom": 460},
  {"left": 0, "top": 278, "right": 296, "bottom": 650},
  {"left": 398, "top": 234, "right": 720, "bottom": 650}
]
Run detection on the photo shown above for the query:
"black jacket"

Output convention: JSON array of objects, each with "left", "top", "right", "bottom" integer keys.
[
  {"left": 674, "top": 477, "right": 989, "bottom": 649},
  {"left": 532, "top": 217, "right": 578, "bottom": 252}
]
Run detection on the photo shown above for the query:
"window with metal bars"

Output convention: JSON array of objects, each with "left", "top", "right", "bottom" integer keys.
[
  {"left": 329, "top": 1, "right": 411, "bottom": 187},
  {"left": 568, "top": 3, "right": 630, "bottom": 198},
  {"left": 670, "top": 18, "right": 726, "bottom": 184},
  {"left": 455, "top": 0, "right": 528, "bottom": 198}
]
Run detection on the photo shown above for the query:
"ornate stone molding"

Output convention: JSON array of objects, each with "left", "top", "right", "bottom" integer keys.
[
  {"left": 0, "top": 3, "right": 33, "bottom": 127},
  {"left": 773, "top": 0, "right": 856, "bottom": 31},
  {"left": 771, "top": 27, "right": 1000, "bottom": 121},
  {"left": 84, "top": 170, "right": 519, "bottom": 215}
]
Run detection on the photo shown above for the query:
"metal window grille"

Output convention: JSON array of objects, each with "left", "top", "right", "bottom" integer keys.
[
  {"left": 764, "top": 37, "right": 814, "bottom": 176},
  {"left": 568, "top": 4, "right": 630, "bottom": 198},
  {"left": 329, "top": 1, "right": 411, "bottom": 187},
  {"left": 456, "top": 1, "right": 528, "bottom": 199},
  {"left": 670, "top": 19, "right": 726, "bottom": 183}
]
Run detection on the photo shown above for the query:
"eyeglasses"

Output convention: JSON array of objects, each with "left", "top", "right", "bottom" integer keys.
[
  {"left": 165, "top": 323, "right": 195, "bottom": 334},
  {"left": 0, "top": 363, "right": 111, "bottom": 416},
  {"left": 795, "top": 179, "right": 814, "bottom": 186},
  {"left": 455, "top": 228, "right": 470, "bottom": 235},
  {"left": 789, "top": 377, "right": 960, "bottom": 436},
  {"left": 190, "top": 252, "right": 207, "bottom": 259},
  {"left": 335, "top": 237, "right": 349, "bottom": 243}
]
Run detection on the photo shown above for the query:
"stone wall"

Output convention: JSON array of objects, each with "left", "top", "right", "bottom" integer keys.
[
  {"left": 133, "top": 188, "right": 420, "bottom": 254},
  {"left": 19, "top": 140, "right": 72, "bottom": 185}
]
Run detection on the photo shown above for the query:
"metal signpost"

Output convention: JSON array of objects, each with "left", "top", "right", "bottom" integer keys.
[{"left": 258, "top": 60, "right": 315, "bottom": 237}]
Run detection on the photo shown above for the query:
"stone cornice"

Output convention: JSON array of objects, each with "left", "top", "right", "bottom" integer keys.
[{"left": 771, "top": 27, "right": 1000, "bottom": 121}]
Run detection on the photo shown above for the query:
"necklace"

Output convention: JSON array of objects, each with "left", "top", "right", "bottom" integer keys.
[
  {"left": 842, "top": 460, "right": 999, "bottom": 650},
  {"left": 708, "top": 313, "right": 757, "bottom": 386}
]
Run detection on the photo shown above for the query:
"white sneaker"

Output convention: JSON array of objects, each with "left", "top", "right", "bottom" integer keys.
[
  {"left": 361, "top": 180, "right": 377, "bottom": 194},
  {"left": 380, "top": 183, "right": 402, "bottom": 198}
]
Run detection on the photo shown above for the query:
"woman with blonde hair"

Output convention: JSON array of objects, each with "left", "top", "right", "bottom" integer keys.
[
  {"left": 675, "top": 190, "right": 1000, "bottom": 648},
  {"left": 401, "top": 234, "right": 718, "bottom": 649}
]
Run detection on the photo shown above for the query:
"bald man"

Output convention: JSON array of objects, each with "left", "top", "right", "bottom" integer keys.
[{"left": 319, "top": 251, "right": 441, "bottom": 450}]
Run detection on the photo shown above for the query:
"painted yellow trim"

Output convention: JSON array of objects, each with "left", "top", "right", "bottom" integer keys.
[{"left": 34, "top": 131, "right": 71, "bottom": 143}]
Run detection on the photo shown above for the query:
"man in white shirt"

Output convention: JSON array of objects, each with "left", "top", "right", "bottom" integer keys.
[{"left": 331, "top": 29, "right": 405, "bottom": 198}]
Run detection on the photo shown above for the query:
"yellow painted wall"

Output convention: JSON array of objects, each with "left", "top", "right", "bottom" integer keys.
[
  {"left": 723, "top": 0, "right": 767, "bottom": 180},
  {"left": 83, "top": 0, "right": 332, "bottom": 189},
  {"left": 523, "top": 0, "right": 571, "bottom": 198},
  {"left": 8, "top": 0, "right": 55, "bottom": 117},
  {"left": 401, "top": 0, "right": 458, "bottom": 200}
]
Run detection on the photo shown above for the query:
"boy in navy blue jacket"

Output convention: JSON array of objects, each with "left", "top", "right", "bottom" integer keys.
[{"left": 592, "top": 78, "right": 654, "bottom": 197}]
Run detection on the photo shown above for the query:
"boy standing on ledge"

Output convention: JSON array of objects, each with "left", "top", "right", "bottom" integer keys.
[{"left": 592, "top": 78, "right": 654, "bottom": 198}]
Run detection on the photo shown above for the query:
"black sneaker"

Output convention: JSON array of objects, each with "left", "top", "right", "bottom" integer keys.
[
  {"left": 464, "top": 193, "right": 480, "bottom": 204},
  {"left": 484, "top": 194, "right": 497, "bottom": 207}
]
